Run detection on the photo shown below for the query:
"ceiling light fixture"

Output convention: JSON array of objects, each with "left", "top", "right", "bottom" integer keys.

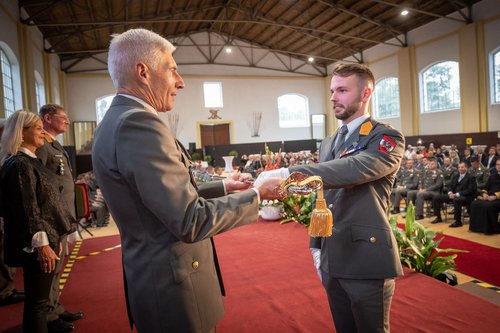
[
  {"left": 225, "top": 46, "right": 232, "bottom": 54},
  {"left": 401, "top": 9, "right": 409, "bottom": 16},
  {"left": 308, "top": 57, "right": 314, "bottom": 62}
]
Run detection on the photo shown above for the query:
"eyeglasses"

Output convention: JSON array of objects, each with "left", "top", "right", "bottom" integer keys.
[{"left": 52, "top": 114, "right": 70, "bottom": 122}]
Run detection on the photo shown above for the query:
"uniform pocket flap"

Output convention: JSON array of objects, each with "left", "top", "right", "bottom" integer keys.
[{"left": 351, "top": 224, "right": 391, "bottom": 246}]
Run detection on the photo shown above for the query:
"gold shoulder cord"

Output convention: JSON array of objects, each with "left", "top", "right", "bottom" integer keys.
[{"left": 279, "top": 172, "right": 333, "bottom": 237}]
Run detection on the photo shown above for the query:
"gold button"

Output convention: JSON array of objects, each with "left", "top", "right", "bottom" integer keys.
[
  {"left": 192, "top": 260, "right": 199, "bottom": 270},
  {"left": 369, "top": 236, "right": 376, "bottom": 243}
]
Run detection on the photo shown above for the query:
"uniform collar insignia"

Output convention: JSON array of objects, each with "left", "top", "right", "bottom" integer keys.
[
  {"left": 44, "top": 133, "right": 54, "bottom": 143},
  {"left": 359, "top": 121, "right": 373, "bottom": 136}
]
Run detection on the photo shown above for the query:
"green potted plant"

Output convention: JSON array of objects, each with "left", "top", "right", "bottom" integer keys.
[
  {"left": 204, "top": 154, "right": 213, "bottom": 165},
  {"left": 191, "top": 152, "right": 201, "bottom": 161},
  {"left": 228, "top": 150, "right": 239, "bottom": 159},
  {"left": 389, "top": 202, "right": 467, "bottom": 285}
]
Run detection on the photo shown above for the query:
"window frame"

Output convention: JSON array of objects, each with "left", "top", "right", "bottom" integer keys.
[
  {"left": 419, "top": 60, "right": 461, "bottom": 114},
  {"left": 1, "top": 48, "right": 16, "bottom": 118},
  {"left": 203, "top": 81, "right": 224, "bottom": 109},
  {"left": 372, "top": 76, "right": 400, "bottom": 119},
  {"left": 490, "top": 47, "right": 500, "bottom": 105},
  {"left": 277, "top": 93, "right": 310, "bottom": 128}
]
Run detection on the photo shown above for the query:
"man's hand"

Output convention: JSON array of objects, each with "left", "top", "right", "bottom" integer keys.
[
  {"left": 223, "top": 172, "right": 253, "bottom": 192},
  {"left": 254, "top": 168, "right": 290, "bottom": 187},
  {"left": 310, "top": 248, "right": 322, "bottom": 282},
  {"left": 449, "top": 193, "right": 456, "bottom": 199},
  {"left": 36, "top": 245, "right": 60, "bottom": 273},
  {"left": 254, "top": 178, "right": 283, "bottom": 200}
]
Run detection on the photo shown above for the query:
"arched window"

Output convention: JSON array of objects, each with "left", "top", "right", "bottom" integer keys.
[
  {"left": 34, "top": 71, "right": 45, "bottom": 112},
  {"left": 277, "top": 93, "right": 310, "bottom": 128},
  {"left": 491, "top": 47, "right": 500, "bottom": 104},
  {"left": 372, "top": 77, "right": 400, "bottom": 118},
  {"left": 420, "top": 61, "right": 460, "bottom": 113},
  {"left": 1, "top": 48, "right": 15, "bottom": 118},
  {"left": 96, "top": 95, "right": 114, "bottom": 124}
]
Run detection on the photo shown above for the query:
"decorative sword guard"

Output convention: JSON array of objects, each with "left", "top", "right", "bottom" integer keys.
[{"left": 279, "top": 172, "right": 333, "bottom": 237}]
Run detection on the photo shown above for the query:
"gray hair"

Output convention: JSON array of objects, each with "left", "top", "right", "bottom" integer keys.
[
  {"left": 0, "top": 110, "right": 41, "bottom": 164},
  {"left": 107, "top": 28, "right": 176, "bottom": 88}
]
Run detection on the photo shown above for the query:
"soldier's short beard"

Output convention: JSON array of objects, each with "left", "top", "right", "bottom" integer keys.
[{"left": 335, "top": 101, "right": 361, "bottom": 121}]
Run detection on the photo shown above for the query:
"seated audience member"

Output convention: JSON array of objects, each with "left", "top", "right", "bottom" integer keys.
[
  {"left": 77, "top": 171, "right": 110, "bottom": 227},
  {"left": 414, "top": 155, "right": 426, "bottom": 170},
  {"left": 483, "top": 146, "right": 498, "bottom": 170},
  {"left": 469, "top": 156, "right": 489, "bottom": 194},
  {"left": 441, "top": 157, "right": 458, "bottom": 193},
  {"left": 431, "top": 162, "right": 476, "bottom": 227},
  {"left": 476, "top": 145, "right": 486, "bottom": 167},
  {"left": 407, "top": 157, "right": 443, "bottom": 220},
  {"left": 449, "top": 150, "right": 460, "bottom": 168},
  {"left": 461, "top": 147, "right": 473, "bottom": 166},
  {"left": 0, "top": 110, "right": 74, "bottom": 333},
  {"left": 391, "top": 159, "right": 419, "bottom": 214},
  {"left": 469, "top": 159, "right": 500, "bottom": 235}
]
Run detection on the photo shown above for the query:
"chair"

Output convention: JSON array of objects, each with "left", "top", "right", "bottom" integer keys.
[{"left": 75, "top": 182, "right": 94, "bottom": 237}]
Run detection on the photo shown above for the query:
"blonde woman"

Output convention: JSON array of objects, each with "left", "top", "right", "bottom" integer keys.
[{"left": 0, "top": 110, "right": 74, "bottom": 333}]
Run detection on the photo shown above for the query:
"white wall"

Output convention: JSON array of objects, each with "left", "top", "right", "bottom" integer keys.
[
  {"left": 369, "top": 54, "right": 401, "bottom": 130},
  {"left": 65, "top": 74, "right": 327, "bottom": 147}
]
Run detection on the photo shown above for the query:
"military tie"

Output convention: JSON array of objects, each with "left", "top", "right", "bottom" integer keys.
[{"left": 332, "top": 125, "right": 348, "bottom": 157}]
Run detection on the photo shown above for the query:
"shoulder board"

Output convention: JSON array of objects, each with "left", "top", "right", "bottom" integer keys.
[{"left": 359, "top": 121, "right": 373, "bottom": 136}]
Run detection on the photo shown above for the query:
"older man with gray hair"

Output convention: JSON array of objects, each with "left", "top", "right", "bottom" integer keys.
[{"left": 92, "top": 28, "right": 281, "bottom": 333}]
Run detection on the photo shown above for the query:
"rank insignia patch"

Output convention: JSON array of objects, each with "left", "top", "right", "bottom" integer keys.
[{"left": 379, "top": 135, "right": 396, "bottom": 154}]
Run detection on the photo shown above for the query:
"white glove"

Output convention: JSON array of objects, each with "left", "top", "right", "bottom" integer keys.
[
  {"left": 253, "top": 168, "right": 290, "bottom": 187},
  {"left": 310, "top": 248, "right": 322, "bottom": 282}
]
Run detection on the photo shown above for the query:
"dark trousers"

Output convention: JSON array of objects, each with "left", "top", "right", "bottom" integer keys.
[
  {"left": 322, "top": 273, "right": 395, "bottom": 333},
  {"left": 469, "top": 200, "right": 500, "bottom": 234},
  {"left": 432, "top": 195, "right": 473, "bottom": 222},
  {"left": 22, "top": 252, "right": 54, "bottom": 333},
  {"left": 46, "top": 236, "right": 66, "bottom": 321}
]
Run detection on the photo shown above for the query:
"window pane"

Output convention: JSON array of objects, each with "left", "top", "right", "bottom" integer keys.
[
  {"left": 421, "top": 61, "right": 461, "bottom": 113},
  {"left": 373, "top": 77, "right": 400, "bottom": 118},
  {"left": 95, "top": 95, "right": 115, "bottom": 124},
  {"left": 203, "top": 82, "right": 223, "bottom": 108},
  {"left": 494, "top": 50, "right": 500, "bottom": 103},
  {"left": 1, "top": 49, "right": 15, "bottom": 118},
  {"left": 277, "top": 94, "right": 310, "bottom": 128}
]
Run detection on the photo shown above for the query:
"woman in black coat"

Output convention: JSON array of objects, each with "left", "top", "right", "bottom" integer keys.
[{"left": 0, "top": 110, "right": 74, "bottom": 333}]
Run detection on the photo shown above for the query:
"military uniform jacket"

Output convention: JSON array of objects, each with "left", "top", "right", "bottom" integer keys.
[
  {"left": 36, "top": 135, "right": 76, "bottom": 219},
  {"left": 441, "top": 165, "right": 458, "bottom": 192},
  {"left": 92, "top": 95, "right": 259, "bottom": 333},
  {"left": 469, "top": 166, "right": 489, "bottom": 190},
  {"left": 397, "top": 168, "right": 419, "bottom": 189},
  {"left": 418, "top": 169, "right": 443, "bottom": 192},
  {"left": 290, "top": 117, "right": 404, "bottom": 280}
]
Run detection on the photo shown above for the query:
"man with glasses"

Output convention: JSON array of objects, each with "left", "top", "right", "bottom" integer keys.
[{"left": 37, "top": 104, "right": 84, "bottom": 333}]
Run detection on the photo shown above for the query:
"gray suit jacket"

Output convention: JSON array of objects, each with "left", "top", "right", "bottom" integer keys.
[
  {"left": 92, "top": 95, "right": 259, "bottom": 333},
  {"left": 290, "top": 117, "right": 404, "bottom": 279},
  {"left": 36, "top": 135, "right": 76, "bottom": 219}
]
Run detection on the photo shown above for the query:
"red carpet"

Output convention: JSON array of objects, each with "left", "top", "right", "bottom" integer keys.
[
  {"left": 1, "top": 221, "right": 500, "bottom": 332},
  {"left": 439, "top": 235, "right": 500, "bottom": 287}
]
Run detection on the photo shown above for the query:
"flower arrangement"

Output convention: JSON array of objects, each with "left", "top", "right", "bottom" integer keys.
[{"left": 280, "top": 193, "right": 316, "bottom": 227}]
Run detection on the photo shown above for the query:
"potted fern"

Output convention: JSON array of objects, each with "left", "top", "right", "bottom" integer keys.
[{"left": 389, "top": 202, "right": 467, "bottom": 285}]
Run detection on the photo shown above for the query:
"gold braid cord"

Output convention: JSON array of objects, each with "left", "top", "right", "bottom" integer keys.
[{"left": 279, "top": 172, "right": 333, "bottom": 237}]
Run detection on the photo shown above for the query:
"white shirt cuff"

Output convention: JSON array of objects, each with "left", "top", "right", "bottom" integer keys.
[
  {"left": 250, "top": 187, "right": 261, "bottom": 204},
  {"left": 23, "top": 231, "right": 49, "bottom": 253}
]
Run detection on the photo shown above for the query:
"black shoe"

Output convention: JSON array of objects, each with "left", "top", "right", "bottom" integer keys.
[
  {"left": 431, "top": 217, "right": 442, "bottom": 224},
  {"left": 47, "top": 318, "right": 74, "bottom": 333},
  {"left": 390, "top": 209, "right": 399, "bottom": 214},
  {"left": 59, "top": 311, "right": 85, "bottom": 322},
  {"left": 415, "top": 215, "right": 424, "bottom": 220},
  {"left": 449, "top": 221, "right": 463, "bottom": 228},
  {"left": 0, "top": 290, "right": 25, "bottom": 306}
]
